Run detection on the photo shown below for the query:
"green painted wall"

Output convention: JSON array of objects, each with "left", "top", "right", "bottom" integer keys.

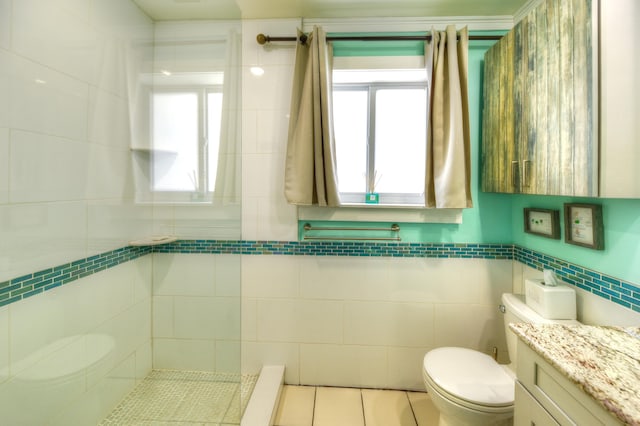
[
  {"left": 303, "top": 34, "right": 640, "bottom": 287},
  {"left": 511, "top": 195, "right": 640, "bottom": 285}
]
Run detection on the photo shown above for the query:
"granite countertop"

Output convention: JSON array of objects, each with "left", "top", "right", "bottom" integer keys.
[{"left": 510, "top": 323, "right": 640, "bottom": 426}]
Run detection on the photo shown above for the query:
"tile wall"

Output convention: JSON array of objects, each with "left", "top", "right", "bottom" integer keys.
[
  {"left": 0, "top": 0, "right": 155, "bottom": 283},
  {"left": 0, "top": 0, "right": 155, "bottom": 424}
]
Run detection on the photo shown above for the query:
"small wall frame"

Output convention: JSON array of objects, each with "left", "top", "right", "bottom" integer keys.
[
  {"left": 524, "top": 208, "right": 561, "bottom": 239},
  {"left": 564, "top": 203, "right": 604, "bottom": 250}
]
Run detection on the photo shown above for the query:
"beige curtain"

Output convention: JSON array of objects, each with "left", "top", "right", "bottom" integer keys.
[
  {"left": 214, "top": 29, "right": 241, "bottom": 204},
  {"left": 284, "top": 27, "right": 341, "bottom": 206},
  {"left": 425, "top": 25, "right": 473, "bottom": 208}
]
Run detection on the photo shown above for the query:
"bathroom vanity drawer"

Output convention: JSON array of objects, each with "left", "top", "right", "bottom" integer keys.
[
  {"left": 514, "top": 381, "right": 559, "bottom": 426},
  {"left": 516, "top": 341, "right": 622, "bottom": 425}
]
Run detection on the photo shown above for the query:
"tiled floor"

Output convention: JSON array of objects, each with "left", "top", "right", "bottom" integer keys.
[
  {"left": 99, "top": 370, "right": 258, "bottom": 425},
  {"left": 273, "top": 385, "right": 440, "bottom": 426}
]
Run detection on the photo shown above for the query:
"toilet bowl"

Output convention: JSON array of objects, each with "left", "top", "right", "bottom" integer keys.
[{"left": 422, "top": 292, "right": 579, "bottom": 426}]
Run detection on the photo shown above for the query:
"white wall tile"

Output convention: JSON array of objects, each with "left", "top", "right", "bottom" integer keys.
[
  {"left": 216, "top": 340, "right": 241, "bottom": 374},
  {"left": 50, "top": 353, "right": 137, "bottom": 426},
  {"left": 241, "top": 196, "right": 259, "bottom": 240},
  {"left": 256, "top": 108, "right": 290, "bottom": 154},
  {"left": 243, "top": 64, "right": 295, "bottom": 112},
  {"left": 0, "top": 307, "right": 8, "bottom": 384},
  {"left": 243, "top": 153, "right": 282, "bottom": 199},
  {"left": 242, "top": 255, "right": 299, "bottom": 298},
  {"left": 171, "top": 205, "right": 242, "bottom": 240},
  {"left": 86, "top": 145, "right": 132, "bottom": 201},
  {"left": 10, "top": 131, "right": 90, "bottom": 203},
  {"left": 299, "top": 343, "right": 387, "bottom": 388},
  {"left": 213, "top": 297, "right": 241, "bottom": 340},
  {"left": 12, "top": 0, "right": 101, "bottom": 84},
  {"left": 173, "top": 296, "right": 217, "bottom": 339},
  {"left": 0, "top": 0, "right": 10, "bottom": 51},
  {"left": 298, "top": 256, "right": 392, "bottom": 301},
  {"left": 257, "top": 299, "right": 343, "bottom": 343},
  {"left": 153, "top": 338, "right": 216, "bottom": 371},
  {"left": 153, "top": 253, "right": 216, "bottom": 296},
  {"left": 152, "top": 296, "right": 174, "bottom": 338},
  {"left": 0, "top": 339, "right": 87, "bottom": 424},
  {"left": 387, "top": 347, "right": 430, "bottom": 391},
  {"left": 215, "top": 254, "right": 241, "bottom": 297},
  {"left": 7, "top": 53, "right": 89, "bottom": 141},
  {"left": 241, "top": 341, "right": 300, "bottom": 384},
  {"left": 255, "top": 196, "right": 298, "bottom": 241},
  {"left": 242, "top": 299, "right": 258, "bottom": 341},
  {"left": 0, "top": 52, "right": 8, "bottom": 129},
  {"left": 344, "top": 301, "right": 435, "bottom": 347},
  {"left": 434, "top": 303, "right": 506, "bottom": 355},
  {"left": 88, "top": 201, "right": 154, "bottom": 257},
  {"left": 95, "top": 299, "right": 151, "bottom": 370},
  {"left": 0, "top": 128, "right": 8, "bottom": 204},
  {"left": 0, "top": 201, "right": 87, "bottom": 283},
  {"left": 242, "top": 109, "right": 258, "bottom": 154},
  {"left": 88, "top": 86, "right": 130, "bottom": 149},
  {"left": 135, "top": 339, "right": 153, "bottom": 381}
]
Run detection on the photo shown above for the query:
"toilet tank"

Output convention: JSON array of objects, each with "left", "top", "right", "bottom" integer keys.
[{"left": 501, "top": 293, "right": 579, "bottom": 369}]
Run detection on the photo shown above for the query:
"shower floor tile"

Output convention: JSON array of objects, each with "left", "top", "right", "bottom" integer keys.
[{"left": 100, "top": 370, "right": 258, "bottom": 426}]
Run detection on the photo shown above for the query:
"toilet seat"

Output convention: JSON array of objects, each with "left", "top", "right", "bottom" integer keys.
[{"left": 423, "top": 347, "right": 514, "bottom": 411}]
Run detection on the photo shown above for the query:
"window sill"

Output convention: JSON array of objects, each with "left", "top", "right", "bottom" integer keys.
[{"left": 298, "top": 205, "right": 462, "bottom": 224}]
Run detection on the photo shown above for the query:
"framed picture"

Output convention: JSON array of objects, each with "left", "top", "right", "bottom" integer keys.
[
  {"left": 564, "top": 203, "right": 604, "bottom": 250},
  {"left": 524, "top": 208, "right": 561, "bottom": 239}
]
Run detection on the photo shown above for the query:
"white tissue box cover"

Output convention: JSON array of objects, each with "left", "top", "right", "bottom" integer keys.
[{"left": 525, "top": 278, "right": 577, "bottom": 320}]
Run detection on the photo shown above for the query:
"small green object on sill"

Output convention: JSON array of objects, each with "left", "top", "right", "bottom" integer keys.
[{"left": 365, "top": 193, "right": 379, "bottom": 204}]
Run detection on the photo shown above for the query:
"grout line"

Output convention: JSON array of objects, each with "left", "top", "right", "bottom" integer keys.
[
  {"left": 311, "top": 386, "right": 317, "bottom": 426},
  {"left": 360, "top": 388, "right": 366, "bottom": 426},
  {"left": 405, "top": 391, "right": 419, "bottom": 426}
]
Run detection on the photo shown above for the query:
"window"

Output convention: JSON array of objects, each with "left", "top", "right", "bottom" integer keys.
[
  {"left": 333, "top": 67, "right": 428, "bottom": 206},
  {"left": 150, "top": 87, "right": 222, "bottom": 202}
]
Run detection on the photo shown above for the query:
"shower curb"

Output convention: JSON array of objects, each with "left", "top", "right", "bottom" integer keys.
[{"left": 241, "top": 365, "right": 285, "bottom": 426}]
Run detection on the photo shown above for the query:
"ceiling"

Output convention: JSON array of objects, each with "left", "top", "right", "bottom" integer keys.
[{"left": 133, "top": 0, "right": 534, "bottom": 21}]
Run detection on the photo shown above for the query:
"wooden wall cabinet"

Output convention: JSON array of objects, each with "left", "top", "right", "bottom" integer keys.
[{"left": 482, "top": 0, "right": 640, "bottom": 198}]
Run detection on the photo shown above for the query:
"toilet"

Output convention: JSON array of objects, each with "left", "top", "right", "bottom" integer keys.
[{"left": 422, "top": 291, "right": 579, "bottom": 426}]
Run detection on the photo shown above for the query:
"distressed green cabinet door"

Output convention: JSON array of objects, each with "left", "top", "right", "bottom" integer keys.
[
  {"left": 481, "top": 28, "right": 517, "bottom": 193},
  {"left": 481, "top": 0, "right": 597, "bottom": 196}
]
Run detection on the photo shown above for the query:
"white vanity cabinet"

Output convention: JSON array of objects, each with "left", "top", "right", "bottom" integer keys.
[{"left": 514, "top": 340, "right": 622, "bottom": 426}]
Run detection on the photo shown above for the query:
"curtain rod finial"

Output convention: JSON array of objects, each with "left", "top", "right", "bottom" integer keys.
[{"left": 256, "top": 33, "right": 268, "bottom": 45}]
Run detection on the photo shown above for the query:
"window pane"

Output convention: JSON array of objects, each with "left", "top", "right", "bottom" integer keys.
[
  {"left": 152, "top": 92, "right": 199, "bottom": 191},
  {"left": 333, "top": 90, "right": 368, "bottom": 193},
  {"left": 374, "top": 88, "right": 426, "bottom": 194},
  {"left": 207, "top": 92, "right": 223, "bottom": 191}
]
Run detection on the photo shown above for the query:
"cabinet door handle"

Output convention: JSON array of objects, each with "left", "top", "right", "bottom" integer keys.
[
  {"left": 523, "top": 160, "right": 531, "bottom": 188},
  {"left": 511, "top": 161, "right": 519, "bottom": 188}
]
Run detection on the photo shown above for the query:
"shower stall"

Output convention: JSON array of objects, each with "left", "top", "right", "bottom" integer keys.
[{"left": 0, "top": 0, "right": 264, "bottom": 424}]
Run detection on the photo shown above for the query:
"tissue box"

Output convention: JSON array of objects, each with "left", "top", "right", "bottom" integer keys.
[{"left": 524, "top": 279, "right": 576, "bottom": 320}]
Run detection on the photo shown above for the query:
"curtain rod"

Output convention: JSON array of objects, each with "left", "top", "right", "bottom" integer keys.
[{"left": 256, "top": 33, "right": 501, "bottom": 45}]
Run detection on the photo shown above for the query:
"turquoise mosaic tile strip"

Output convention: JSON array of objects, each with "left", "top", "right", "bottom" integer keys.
[
  {"left": 0, "top": 246, "right": 151, "bottom": 308},
  {"left": 1, "top": 240, "right": 639, "bottom": 314},
  {"left": 153, "top": 240, "right": 514, "bottom": 258},
  {"left": 514, "top": 245, "right": 640, "bottom": 313}
]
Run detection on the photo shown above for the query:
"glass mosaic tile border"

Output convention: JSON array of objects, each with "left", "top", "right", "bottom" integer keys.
[
  {"left": 1, "top": 240, "right": 638, "bottom": 313},
  {"left": 0, "top": 246, "right": 151, "bottom": 308},
  {"left": 514, "top": 246, "right": 640, "bottom": 313}
]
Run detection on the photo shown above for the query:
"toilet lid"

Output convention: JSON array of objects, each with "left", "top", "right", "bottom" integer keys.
[{"left": 423, "top": 347, "right": 514, "bottom": 407}]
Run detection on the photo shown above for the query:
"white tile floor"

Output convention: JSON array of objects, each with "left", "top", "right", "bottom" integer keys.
[
  {"left": 99, "top": 370, "right": 258, "bottom": 426},
  {"left": 273, "top": 385, "right": 440, "bottom": 426}
]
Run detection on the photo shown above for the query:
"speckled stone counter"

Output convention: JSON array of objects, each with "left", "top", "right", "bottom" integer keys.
[{"left": 510, "top": 323, "right": 640, "bottom": 425}]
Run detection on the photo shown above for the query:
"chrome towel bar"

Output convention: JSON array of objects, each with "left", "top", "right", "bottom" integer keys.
[{"left": 302, "top": 223, "right": 400, "bottom": 241}]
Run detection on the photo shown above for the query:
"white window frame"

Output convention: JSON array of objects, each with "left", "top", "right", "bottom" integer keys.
[
  {"left": 333, "top": 80, "right": 428, "bottom": 206},
  {"left": 149, "top": 85, "right": 222, "bottom": 203}
]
